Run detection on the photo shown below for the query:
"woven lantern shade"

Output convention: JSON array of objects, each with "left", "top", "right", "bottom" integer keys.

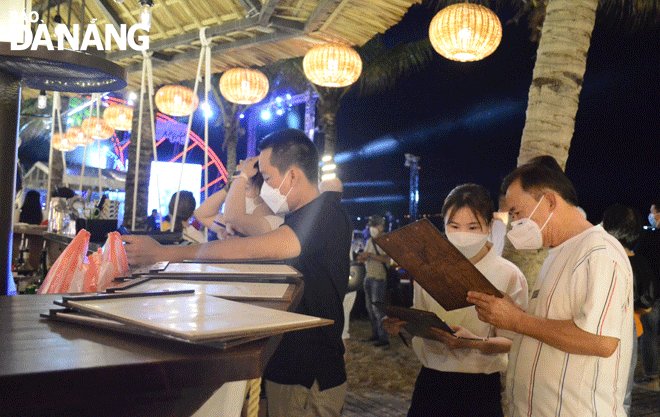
[
  {"left": 219, "top": 68, "right": 269, "bottom": 104},
  {"left": 104, "top": 104, "right": 134, "bottom": 131},
  {"left": 429, "top": 3, "right": 502, "bottom": 62},
  {"left": 51, "top": 132, "right": 77, "bottom": 152},
  {"left": 81, "top": 116, "right": 115, "bottom": 140},
  {"left": 302, "top": 43, "right": 362, "bottom": 88},
  {"left": 155, "top": 85, "right": 199, "bottom": 117},
  {"left": 66, "top": 126, "right": 95, "bottom": 146}
]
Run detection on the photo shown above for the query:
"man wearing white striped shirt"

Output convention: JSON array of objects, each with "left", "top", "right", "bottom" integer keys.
[{"left": 468, "top": 156, "right": 633, "bottom": 417}]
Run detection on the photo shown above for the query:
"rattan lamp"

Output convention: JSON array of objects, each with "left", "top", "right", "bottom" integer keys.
[
  {"left": 155, "top": 85, "right": 199, "bottom": 117},
  {"left": 66, "top": 126, "right": 95, "bottom": 146},
  {"left": 303, "top": 43, "right": 362, "bottom": 87},
  {"left": 429, "top": 3, "right": 502, "bottom": 62},
  {"left": 81, "top": 116, "right": 115, "bottom": 140},
  {"left": 51, "top": 132, "right": 77, "bottom": 151},
  {"left": 104, "top": 104, "right": 134, "bottom": 131},
  {"left": 219, "top": 68, "right": 269, "bottom": 104}
]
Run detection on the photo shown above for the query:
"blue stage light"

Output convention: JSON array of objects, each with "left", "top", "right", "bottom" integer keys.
[{"left": 261, "top": 109, "right": 272, "bottom": 121}]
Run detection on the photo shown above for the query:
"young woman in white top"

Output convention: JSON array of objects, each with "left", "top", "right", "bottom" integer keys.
[{"left": 384, "top": 183, "right": 528, "bottom": 417}]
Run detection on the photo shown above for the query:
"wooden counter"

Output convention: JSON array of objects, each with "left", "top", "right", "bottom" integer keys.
[{"left": 0, "top": 278, "right": 303, "bottom": 416}]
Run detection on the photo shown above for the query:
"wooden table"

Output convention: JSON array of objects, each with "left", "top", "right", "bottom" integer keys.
[{"left": 0, "top": 279, "right": 303, "bottom": 416}]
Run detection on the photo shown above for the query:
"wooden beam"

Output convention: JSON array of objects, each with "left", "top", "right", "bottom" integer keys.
[
  {"left": 88, "top": 0, "right": 124, "bottom": 29},
  {"left": 259, "top": 0, "right": 279, "bottom": 24},
  {"left": 106, "top": 15, "right": 261, "bottom": 61},
  {"left": 124, "top": 28, "right": 302, "bottom": 73},
  {"left": 269, "top": 16, "right": 304, "bottom": 32},
  {"left": 235, "top": 0, "right": 261, "bottom": 16},
  {"left": 304, "top": 0, "right": 342, "bottom": 32}
]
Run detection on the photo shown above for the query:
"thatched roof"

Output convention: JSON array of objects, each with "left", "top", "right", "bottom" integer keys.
[{"left": 27, "top": 0, "right": 421, "bottom": 94}]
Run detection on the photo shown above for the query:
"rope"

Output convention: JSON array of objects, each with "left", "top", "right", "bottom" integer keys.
[
  {"left": 144, "top": 51, "right": 163, "bottom": 225},
  {"left": 245, "top": 377, "right": 261, "bottom": 417},
  {"left": 96, "top": 96, "right": 102, "bottom": 197},
  {"left": 54, "top": 93, "right": 69, "bottom": 188},
  {"left": 131, "top": 52, "right": 148, "bottom": 230},
  {"left": 202, "top": 27, "right": 210, "bottom": 241},
  {"left": 170, "top": 27, "right": 208, "bottom": 232},
  {"left": 46, "top": 92, "right": 56, "bottom": 207}
]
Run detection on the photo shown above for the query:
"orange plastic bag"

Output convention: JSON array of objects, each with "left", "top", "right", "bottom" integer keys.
[
  {"left": 86, "top": 232, "right": 130, "bottom": 292},
  {"left": 38, "top": 229, "right": 90, "bottom": 294}
]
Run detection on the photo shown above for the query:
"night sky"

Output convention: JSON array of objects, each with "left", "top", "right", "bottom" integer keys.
[{"left": 332, "top": 3, "right": 660, "bottom": 226}]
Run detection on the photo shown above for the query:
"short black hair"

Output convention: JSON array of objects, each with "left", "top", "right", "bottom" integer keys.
[
  {"left": 258, "top": 129, "right": 319, "bottom": 183},
  {"left": 442, "top": 183, "right": 494, "bottom": 228},
  {"left": 501, "top": 155, "right": 578, "bottom": 206},
  {"left": 602, "top": 204, "right": 641, "bottom": 250}
]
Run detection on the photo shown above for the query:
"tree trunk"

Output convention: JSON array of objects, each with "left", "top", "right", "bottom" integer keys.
[
  {"left": 507, "top": 0, "right": 598, "bottom": 287},
  {"left": 222, "top": 105, "right": 240, "bottom": 177},
  {"left": 517, "top": 0, "right": 598, "bottom": 169},
  {"left": 123, "top": 92, "right": 153, "bottom": 231},
  {"left": 316, "top": 88, "right": 342, "bottom": 156}
]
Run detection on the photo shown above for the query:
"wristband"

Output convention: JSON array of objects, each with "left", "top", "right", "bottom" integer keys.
[{"left": 232, "top": 171, "right": 249, "bottom": 181}]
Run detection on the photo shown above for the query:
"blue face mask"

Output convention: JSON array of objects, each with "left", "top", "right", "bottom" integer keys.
[{"left": 649, "top": 213, "right": 658, "bottom": 229}]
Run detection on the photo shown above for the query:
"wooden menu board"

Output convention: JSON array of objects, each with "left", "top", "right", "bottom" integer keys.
[{"left": 374, "top": 218, "right": 503, "bottom": 311}]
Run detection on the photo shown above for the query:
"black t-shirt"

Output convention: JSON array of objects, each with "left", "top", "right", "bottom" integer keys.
[
  {"left": 635, "top": 228, "right": 660, "bottom": 299},
  {"left": 629, "top": 254, "right": 657, "bottom": 310},
  {"left": 263, "top": 191, "right": 352, "bottom": 390}
]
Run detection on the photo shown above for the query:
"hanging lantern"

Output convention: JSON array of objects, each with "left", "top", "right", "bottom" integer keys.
[
  {"left": 104, "top": 104, "right": 134, "bottom": 131},
  {"left": 51, "top": 132, "right": 77, "bottom": 151},
  {"left": 81, "top": 116, "right": 115, "bottom": 140},
  {"left": 219, "top": 68, "right": 269, "bottom": 105},
  {"left": 66, "top": 126, "right": 95, "bottom": 146},
  {"left": 429, "top": 3, "right": 502, "bottom": 62},
  {"left": 302, "top": 43, "right": 362, "bottom": 88},
  {"left": 154, "top": 85, "right": 199, "bottom": 117}
]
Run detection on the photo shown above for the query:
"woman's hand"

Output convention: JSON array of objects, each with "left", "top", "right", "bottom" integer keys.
[
  {"left": 430, "top": 325, "right": 481, "bottom": 349},
  {"left": 382, "top": 317, "right": 407, "bottom": 336},
  {"left": 237, "top": 156, "right": 259, "bottom": 178}
]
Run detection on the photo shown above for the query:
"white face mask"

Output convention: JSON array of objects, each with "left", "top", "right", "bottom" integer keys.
[
  {"left": 260, "top": 171, "right": 292, "bottom": 215},
  {"left": 507, "top": 194, "right": 553, "bottom": 250},
  {"left": 369, "top": 227, "right": 380, "bottom": 238},
  {"left": 446, "top": 231, "right": 489, "bottom": 259},
  {"left": 245, "top": 196, "right": 260, "bottom": 214}
]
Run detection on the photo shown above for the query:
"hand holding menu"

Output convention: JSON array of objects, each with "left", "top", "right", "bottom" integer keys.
[{"left": 373, "top": 218, "right": 503, "bottom": 311}]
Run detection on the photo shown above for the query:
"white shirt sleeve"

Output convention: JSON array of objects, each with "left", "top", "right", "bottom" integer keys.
[{"left": 263, "top": 215, "right": 284, "bottom": 231}]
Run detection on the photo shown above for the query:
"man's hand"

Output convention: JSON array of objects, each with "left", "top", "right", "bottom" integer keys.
[
  {"left": 467, "top": 291, "right": 525, "bottom": 332},
  {"left": 121, "top": 235, "right": 168, "bottom": 266},
  {"left": 382, "top": 317, "right": 407, "bottom": 336}
]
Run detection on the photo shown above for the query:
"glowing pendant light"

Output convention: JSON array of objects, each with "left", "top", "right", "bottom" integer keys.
[
  {"left": 66, "top": 126, "right": 95, "bottom": 146},
  {"left": 104, "top": 104, "right": 134, "bottom": 131},
  {"left": 52, "top": 132, "right": 77, "bottom": 151},
  {"left": 429, "top": 3, "right": 502, "bottom": 62},
  {"left": 219, "top": 68, "right": 269, "bottom": 105},
  {"left": 303, "top": 43, "right": 362, "bottom": 88},
  {"left": 81, "top": 116, "right": 115, "bottom": 140},
  {"left": 155, "top": 85, "right": 199, "bottom": 117}
]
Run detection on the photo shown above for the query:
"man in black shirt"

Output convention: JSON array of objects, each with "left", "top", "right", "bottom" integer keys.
[{"left": 123, "top": 129, "right": 352, "bottom": 416}]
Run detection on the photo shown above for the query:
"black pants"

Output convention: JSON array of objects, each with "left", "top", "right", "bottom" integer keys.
[{"left": 407, "top": 367, "right": 503, "bottom": 417}]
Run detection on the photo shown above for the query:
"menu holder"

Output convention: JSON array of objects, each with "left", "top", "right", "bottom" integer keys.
[
  {"left": 374, "top": 218, "right": 503, "bottom": 311},
  {"left": 131, "top": 262, "right": 301, "bottom": 280},
  {"left": 46, "top": 291, "right": 332, "bottom": 347},
  {"left": 373, "top": 301, "right": 454, "bottom": 341}
]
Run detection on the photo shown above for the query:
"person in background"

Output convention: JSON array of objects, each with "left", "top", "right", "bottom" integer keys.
[
  {"left": 19, "top": 190, "right": 43, "bottom": 225},
  {"left": 359, "top": 214, "right": 391, "bottom": 348},
  {"left": 123, "top": 129, "right": 352, "bottom": 417},
  {"left": 602, "top": 204, "right": 658, "bottom": 412},
  {"left": 384, "top": 184, "right": 528, "bottom": 417},
  {"left": 633, "top": 198, "right": 660, "bottom": 389},
  {"left": 161, "top": 191, "right": 205, "bottom": 244},
  {"left": 468, "top": 156, "right": 633, "bottom": 417},
  {"left": 146, "top": 209, "right": 159, "bottom": 232}
]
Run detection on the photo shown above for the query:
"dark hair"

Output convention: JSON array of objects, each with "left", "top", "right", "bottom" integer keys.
[
  {"left": 257, "top": 129, "right": 319, "bottom": 183},
  {"left": 651, "top": 197, "right": 660, "bottom": 210},
  {"left": 19, "top": 190, "right": 43, "bottom": 225},
  {"left": 248, "top": 170, "right": 264, "bottom": 191},
  {"left": 168, "top": 191, "right": 196, "bottom": 232},
  {"left": 500, "top": 155, "right": 578, "bottom": 206},
  {"left": 52, "top": 186, "right": 75, "bottom": 199},
  {"left": 442, "top": 184, "right": 494, "bottom": 229},
  {"left": 602, "top": 204, "right": 641, "bottom": 250}
]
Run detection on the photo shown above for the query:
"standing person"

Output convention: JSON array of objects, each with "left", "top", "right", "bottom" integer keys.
[
  {"left": 468, "top": 156, "right": 634, "bottom": 417},
  {"left": 635, "top": 198, "right": 660, "bottom": 388},
  {"left": 359, "top": 214, "right": 391, "bottom": 347},
  {"left": 18, "top": 190, "right": 43, "bottom": 225},
  {"left": 122, "top": 129, "right": 351, "bottom": 417},
  {"left": 146, "top": 209, "right": 159, "bottom": 231},
  {"left": 383, "top": 184, "right": 528, "bottom": 417}
]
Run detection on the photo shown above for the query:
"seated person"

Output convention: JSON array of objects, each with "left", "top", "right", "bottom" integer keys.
[{"left": 161, "top": 191, "right": 205, "bottom": 244}]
